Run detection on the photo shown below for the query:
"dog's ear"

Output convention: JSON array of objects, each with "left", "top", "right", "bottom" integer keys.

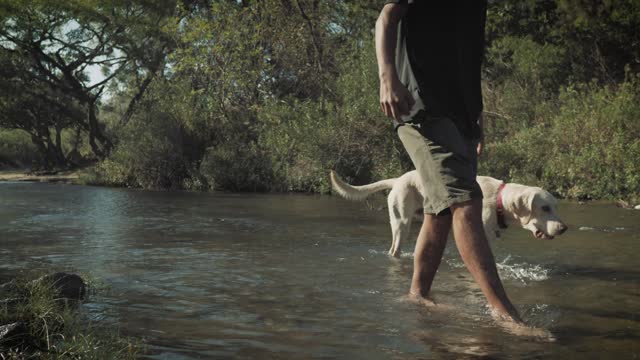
[{"left": 510, "top": 189, "right": 538, "bottom": 225}]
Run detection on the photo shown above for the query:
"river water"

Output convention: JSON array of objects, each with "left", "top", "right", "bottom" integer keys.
[{"left": 1, "top": 182, "right": 638, "bottom": 359}]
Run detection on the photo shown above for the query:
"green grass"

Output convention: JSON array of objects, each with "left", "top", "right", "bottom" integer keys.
[{"left": 0, "top": 273, "right": 141, "bottom": 359}]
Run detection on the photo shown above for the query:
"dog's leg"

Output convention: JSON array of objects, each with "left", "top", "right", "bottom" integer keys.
[
  {"left": 387, "top": 185, "right": 420, "bottom": 257},
  {"left": 389, "top": 217, "right": 412, "bottom": 257}
]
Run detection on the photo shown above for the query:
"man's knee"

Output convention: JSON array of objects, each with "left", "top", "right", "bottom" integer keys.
[
  {"left": 450, "top": 198, "right": 482, "bottom": 214},
  {"left": 423, "top": 213, "right": 452, "bottom": 236}
]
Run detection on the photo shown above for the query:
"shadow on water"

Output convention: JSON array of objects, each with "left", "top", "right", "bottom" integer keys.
[
  {"left": 552, "top": 325, "right": 640, "bottom": 346},
  {"left": 550, "top": 264, "right": 640, "bottom": 282},
  {"left": 551, "top": 305, "right": 640, "bottom": 324}
]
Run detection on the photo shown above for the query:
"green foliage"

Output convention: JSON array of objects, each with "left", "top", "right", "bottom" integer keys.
[
  {"left": 258, "top": 98, "right": 335, "bottom": 193},
  {"left": 481, "top": 77, "right": 640, "bottom": 202},
  {"left": 95, "top": 1, "right": 404, "bottom": 194},
  {"left": 0, "top": 0, "right": 176, "bottom": 162},
  {"left": 480, "top": 2, "right": 640, "bottom": 201},
  {"left": 85, "top": 111, "right": 187, "bottom": 190},
  {"left": 486, "top": 0, "right": 640, "bottom": 83},
  {"left": 0, "top": 129, "right": 41, "bottom": 168},
  {"left": 0, "top": 49, "right": 83, "bottom": 169},
  {"left": 254, "top": 38, "right": 409, "bottom": 194},
  {"left": 486, "top": 36, "right": 566, "bottom": 95},
  {"left": 543, "top": 80, "right": 640, "bottom": 200},
  {"left": 200, "top": 143, "right": 273, "bottom": 192}
]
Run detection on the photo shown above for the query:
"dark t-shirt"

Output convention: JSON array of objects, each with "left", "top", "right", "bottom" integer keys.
[{"left": 384, "top": 0, "right": 487, "bottom": 138}]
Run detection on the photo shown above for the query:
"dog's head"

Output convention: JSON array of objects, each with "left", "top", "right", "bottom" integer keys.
[{"left": 508, "top": 187, "right": 568, "bottom": 240}]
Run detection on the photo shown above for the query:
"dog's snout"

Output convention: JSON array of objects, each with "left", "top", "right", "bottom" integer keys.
[{"left": 558, "top": 223, "right": 568, "bottom": 235}]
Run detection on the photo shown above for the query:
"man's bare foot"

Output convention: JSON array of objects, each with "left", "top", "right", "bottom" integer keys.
[
  {"left": 405, "top": 292, "right": 437, "bottom": 307},
  {"left": 401, "top": 293, "right": 455, "bottom": 311},
  {"left": 497, "top": 320, "right": 556, "bottom": 341},
  {"left": 491, "top": 310, "right": 556, "bottom": 341}
]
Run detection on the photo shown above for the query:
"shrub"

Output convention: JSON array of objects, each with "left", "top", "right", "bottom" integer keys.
[
  {"left": 86, "top": 112, "right": 187, "bottom": 190},
  {"left": 199, "top": 142, "right": 273, "bottom": 192},
  {"left": 543, "top": 80, "right": 640, "bottom": 200},
  {"left": 481, "top": 77, "right": 640, "bottom": 202}
]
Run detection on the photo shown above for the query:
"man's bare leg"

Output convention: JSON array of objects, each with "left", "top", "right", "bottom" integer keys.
[
  {"left": 408, "top": 213, "right": 452, "bottom": 306},
  {"left": 450, "top": 198, "right": 522, "bottom": 322}
]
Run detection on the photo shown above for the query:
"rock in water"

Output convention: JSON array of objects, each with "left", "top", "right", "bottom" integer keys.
[
  {"left": 34, "top": 272, "right": 86, "bottom": 301},
  {"left": 0, "top": 322, "right": 27, "bottom": 343}
]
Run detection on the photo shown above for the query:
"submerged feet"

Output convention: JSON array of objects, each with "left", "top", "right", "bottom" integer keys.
[
  {"left": 490, "top": 309, "right": 556, "bottom": 341},
  {"left": 401, "top": 292, "right": 455, "bottom": 311},
  {"left": 401, "top": 295, "right": 555, "bottom": 341},
  {"left": 404, "top": 292, "right": 437, "bottom": 307}
]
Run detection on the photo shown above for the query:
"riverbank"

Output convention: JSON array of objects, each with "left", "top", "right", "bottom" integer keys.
[
  {"left": 0, "top": 169, "right": 80, "bottom": 183},
  {"left": 2, "top": 166, "right": 640, "bottom": 209}
]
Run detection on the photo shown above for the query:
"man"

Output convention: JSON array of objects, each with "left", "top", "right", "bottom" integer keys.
[{"left": 375, "top": 1, "right": 546, "bottom": 336}]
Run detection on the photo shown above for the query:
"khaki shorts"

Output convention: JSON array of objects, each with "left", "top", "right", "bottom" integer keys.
[{"left": 397, "top": 113, "right": 482, "bottom": 215}]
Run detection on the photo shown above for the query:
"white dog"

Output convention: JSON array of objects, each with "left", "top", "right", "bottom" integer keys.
[{"left": 330, "top": 170, "right": 567, "bottom": 257}]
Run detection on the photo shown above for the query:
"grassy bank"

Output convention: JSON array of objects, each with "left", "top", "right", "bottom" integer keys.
[{"left": 0, "top": 273, "right": 140, "bottom": 359}]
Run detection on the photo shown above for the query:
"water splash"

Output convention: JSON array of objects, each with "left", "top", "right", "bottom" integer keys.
[
  {"left": 368, "top": 250, "right": 550, "bottom": 284},
  {"left": 579, "top": 226, "right": 628, "bottom": 232},
  {"left": 445, "top": 256, "right": 550, "bottom": 284},
  {"left": 495, "top": 255, "right": 550, "bottom": 284},
  {"left": 367, "top": 249, "right": 414, "bottom": 258}
]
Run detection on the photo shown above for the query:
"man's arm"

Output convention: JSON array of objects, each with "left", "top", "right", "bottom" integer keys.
[{"left": 375, "top": 4, "right": 415, "bottom": 120}]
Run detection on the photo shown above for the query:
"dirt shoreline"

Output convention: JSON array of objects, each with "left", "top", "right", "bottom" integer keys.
[{"left": 0, "top": 170, "right": 80, "bottom": 183}]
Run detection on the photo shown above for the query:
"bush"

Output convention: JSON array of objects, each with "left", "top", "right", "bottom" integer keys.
[
  {"left": 481, "top": 77, "right": 640, "bottom": 202},
  {"left": 200, "top": 142, "right": 273, "bottom": 192},
  {"left": 543, "top": 80, "right": 640, "bottom": 200},
  {"left": 258, "top": 98, "right": 339, "bottom": 193},
  {"left": 85, "top": 112, "right": 187, "bottom": 190}
]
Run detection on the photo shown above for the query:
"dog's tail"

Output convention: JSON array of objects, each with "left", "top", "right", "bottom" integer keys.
[{"left": 329, "top": 170, "right": 397, "bottom": 201}]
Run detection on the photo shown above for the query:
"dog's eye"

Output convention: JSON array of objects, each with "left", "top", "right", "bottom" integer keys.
[{"left": 541, "top": 205, "right": 551, "bottom": 212}]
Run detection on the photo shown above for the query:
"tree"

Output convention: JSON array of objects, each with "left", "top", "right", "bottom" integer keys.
[
  {"left": 0, "top": 0, "right": 176, "bottom": 158},
  {"left": 0, "top": 49, "right": 84, "bottom": 168}
]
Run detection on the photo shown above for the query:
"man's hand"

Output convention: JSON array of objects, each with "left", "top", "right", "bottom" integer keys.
[
  {"left": 476, "top": 112, "right": 485, "bottom": 156},
  {"left": 379, "top": 75, "right": 415, "bottom": 120}
]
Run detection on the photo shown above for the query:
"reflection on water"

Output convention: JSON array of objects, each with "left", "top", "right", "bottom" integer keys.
[{"left": 0, "top": 182, "right": 639, "bottom": 359}]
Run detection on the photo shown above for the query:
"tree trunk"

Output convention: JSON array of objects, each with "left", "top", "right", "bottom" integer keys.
[
  {"left": 30, "top": 133, "right": 49, "bottom": 169},
  {"left": 53, "top": 125, "right": 67, "bottom": 167},
  {"left": 45, "top": 136, "right": 66, "bottom": 169},
  {"left": 87, "top": 100, "right": 113, "bottom": 158}
]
